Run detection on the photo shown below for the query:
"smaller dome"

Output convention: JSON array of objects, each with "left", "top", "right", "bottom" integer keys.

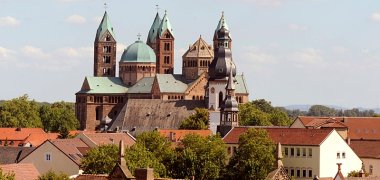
[
  {"left": 120, "top": 40, "right": 156, "bottom": 63},
  {"left": 217, "top": 26, "right": 230, "bottom": 40},
  {"left": 221, "top": 96, "right": 239, "bottom": 112}
]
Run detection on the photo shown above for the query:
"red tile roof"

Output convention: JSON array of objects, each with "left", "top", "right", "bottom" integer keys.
[
  {"left": 80, "top": 132, "right": 135, "bottom": 147},
  {"left": 0, "top": 128, "right": 45, "bottom": 143},
  {"left": 350, "top": 140, "right": 380, "bottom": 159},
  {"left": 0, "top": 163, "right": 40, "bottom": 180},
  {"left": 297, "top": 116, "right": 380, "bottom": 140},
  {"left": 50, "top": 138, "right": 90, "bottom": 165},
  {"left": 158, "top": 129, "right": 213, "bottom": 142},
  {"left": 21, "top": 133, "right": 59, "bottom": 147},
  {"left": 223, "top": 127, "right": 333, "bottom": 146}
]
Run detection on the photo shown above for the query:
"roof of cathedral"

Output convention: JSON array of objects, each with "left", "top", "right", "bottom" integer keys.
[
  {"left": 120, "top": 40, "right": 156, "bottom": 63},
  {"left": 127, "top": 77, "right": 154, "bottom": 94},
  {"left": 77, "top": 77, "right": 128, "bottom": 94},
  {"left": 96, "top": 11, "right": 115, "bottom": 41},
  {"left": 214, "top": 12, "right": 231, "bottom": 39},
  {"left": 147, "top": 12, "right": 161, "bottom": 44},
  {"left": 108, "top": 99, "right": 206, "bottom": 136},
  {"left": 158, "top": 11, "right": 174, "bottom": 37},
  {"left": 182, "top": 36, "right": 214, "bottom": 58},
  {"left": 235, "top": 75, "right": 249, "bottom": 94},
  {"left": 156, "top": 74, "right": 189, "bottom": 93}
]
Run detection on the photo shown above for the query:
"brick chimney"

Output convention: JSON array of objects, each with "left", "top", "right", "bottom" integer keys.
[{"left": 135, "top": 168, "right": 154, "bottom": 180}]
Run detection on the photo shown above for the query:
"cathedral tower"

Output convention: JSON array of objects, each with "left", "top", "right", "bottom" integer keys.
[
  {"left": 94, "top": 11, "right": 117, "bottom": 77},
  {"left": 155, "top": 11, "right": 175, "bottom": 74},
  {"left": 213, "top": 12, "right": 232, "bottom": 55}
]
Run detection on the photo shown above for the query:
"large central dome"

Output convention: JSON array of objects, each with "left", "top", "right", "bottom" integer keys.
[{"left": 120, "top": 40, "right": 156, "bottom": 63}]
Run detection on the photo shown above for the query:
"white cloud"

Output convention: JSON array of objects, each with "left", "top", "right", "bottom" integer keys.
[
  {"left": 242, "top": 46, "right": 277, "bottom": 64},
  {"left": 0, "top": 16, "right": 20, "bottom": 27},
  {"left": 288, "top": 23, "right": 308, "bottom": 31},
  {"left": 22, "top": 45, "right": 50, "bottom": 59},
  {"left": 65, "top": 14, "right": 86, "bottom": 24},
  {"left": 0, "top": 46, "right": 15, "bottom": 57},
  {"left": 243, "top": 0, "right": 283, "bottom": 7},
  {"left": 370, "top": 12, "right": 380, "bottom": 22},
  {"left": 291, "top": 48, "right": 323, "bottom": 67},
  {"left": 331, "top": 46, "right": 348, "bottom": 54}
]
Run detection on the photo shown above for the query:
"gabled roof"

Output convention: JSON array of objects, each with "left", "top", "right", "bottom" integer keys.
[
  {"left": 158, "top": 129, "right": 212, "bottom": 142},
  {"left": 0, "top": 147, "right": 35, "bottom": 164},
  {"left": 350, "top": 140, "right": 380, "bottom": 159},
  {"left": 223, "top": 127, "right": 333, "bottom": 146},
  {"left": 77, "top": 76, "right": 128, "bottom": 94},
  {"left": 147, "top": 12, "right": 161, "bottom": 44},
  {"left": 155, "top": 74, "right": 188, "bottom": 93},
  {"left": 79, "top": 132, "right": 135, "bottom": 147},
  {"left": 95, "top": 11, "right": 115, "bottom": 41},
  {"left": 235, "top": 74, "right": 249, "bottom": 94},
  {"left": 158, "top": 11, "right": 174, "bottom": 37},
  {"left": 127, "top": 77, "right": 154, "bottom": 94},
  {"left": 22, "top": 133, "right": 59, "bottom": 147},
  {"left": 50, "top": 138, "right": 90, "bottom": 165},
  {"left": 0, "top": 163, "right": 39, "bottom": 180},
  {"left": 182, "top": 37, "right": 213, "bottom": 58},
  {"left": 0, "top": 128, "right": 45, "bottom": 141},
  {"left": 297, "top": 116, "right": 380, "bottom": 140}
]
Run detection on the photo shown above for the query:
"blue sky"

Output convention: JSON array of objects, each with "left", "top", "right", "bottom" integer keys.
[{"left": 1, "top": 0, "right": 380, "bottom": 108}]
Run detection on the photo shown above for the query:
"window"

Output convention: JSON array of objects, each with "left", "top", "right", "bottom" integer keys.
[
  {"left": 308, "top": 148, "right": 312, "bottom": 157},
  {"left": 303, "top": 169, "right": 307, "bottom": 177},
  {"left": 337, "top": 152, "right": 340, "bottom": 159},
  {"left": 296, "top": 169, "right": 300, "bottom": 177},
  {"left": 164, "top": 43, "right": 170, "bottom": 51},
  {"left": 106, "top": 35, "right": 111, "bottom": 41},
  {"left": 369, "top": 165, "right": 373, "bottom": 175},
  {"left": 45, "top": 153, "right": 51, "bottom": 161},
  {"left": 308, "top": 170, "right": 313, "bottom": 178},
  {"left": 284, "top": 147, "right": 288, "bottom": 157},
  {"left": 290, "top": 169, "right": 294, "bottom": 177},
  {"left": 291, "top": 148, "right": 294, "bottom": 157},
  {"left": 164, "top": 56, "right": 170, "bottom": 64},
  {"left": 103, "top": 68, "right": 106, "bottom": 75},
  {"left": 342, "top": 152, "right": 346, "bottom": 159},
  {"left": 103, "top": 56, "right": 111, "bottom": 63},
  {"left": 103, "top": 46, "right": 111, "bottom": 53},
  {"left": 233, "top": 146, "right": 237, "bottom": 154},
  {"left": 302, "top": 148, "right": 306, "bottom": 157},
  {"left": 296, "top": 148, "right": 300, "bottom": 157},
  {"left": 227, "top": 147, "right": 231, "bottom": 154}
]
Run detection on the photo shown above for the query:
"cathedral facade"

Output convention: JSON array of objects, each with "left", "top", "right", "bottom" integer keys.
[{"left": 75, "top": 10, "right": 249, "bottom": 131}]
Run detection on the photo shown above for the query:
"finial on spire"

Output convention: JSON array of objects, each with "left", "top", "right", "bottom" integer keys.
[
  {"left": 104, "top": 2, "right": 108, "bottom": 10},
  {"left": 156, "top": 5, "right": 160, "bottom": 13},
  {"left": 165, "top": 10, "right": 167, "bottom": 14},
  {"left": 137, "top": 33, "right": 141, "bottom": 40},
  {"left": 222, "top": 11, "right": 224, "bottom": 17}
]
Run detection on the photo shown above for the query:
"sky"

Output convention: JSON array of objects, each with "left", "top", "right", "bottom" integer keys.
[{"left": 1, "top": 0, "right": 380, "bottom": 109}]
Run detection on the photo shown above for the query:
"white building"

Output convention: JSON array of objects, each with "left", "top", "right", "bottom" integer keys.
[{"left": 223, "top": 127, "right": 362, "bottom": 179}]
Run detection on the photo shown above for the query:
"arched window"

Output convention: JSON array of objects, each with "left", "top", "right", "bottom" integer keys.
[
  {"left": 95, "top": 107, "right": 101, "bottom": 120},
  {"left": 370, "top": 165, "right": 373, "bottom": 175},
  {"left": 218, "top": 92, "right": 223, "bottom": 108}
]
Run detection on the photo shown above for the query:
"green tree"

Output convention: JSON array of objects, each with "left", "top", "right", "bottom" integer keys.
[
  {"left": 0, "top": 94, "right": 42, "bottom": 128},
  {"left": 171, "top": 134, "right": 227, "bottom": 179},
  {"left": 40, "top": 102, "right": 79, "bottom": 133},
  {"left": 227, "top": 128, "right": 275, "bottom": 179},
  {"left": 125, "top": 131, "right": 173, "bottom": 177},
  {"left": 0, "top": 168, "right": 15, "bottom": 180},
  {"left": 307, "top": 105, "right": 337, "bottom": 116},
  {"left": 80, "top": 144, "right": 118, "bottom": 174},
  {"left": 179, "top": 108, "right": 209, "bottom": 130},
  {"left": 38, "top": 170, "right": 69, "bottom": 180}
]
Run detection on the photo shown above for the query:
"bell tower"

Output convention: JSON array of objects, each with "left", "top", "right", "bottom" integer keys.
[
  {"left": 213, "top": 12, "right": 232, "bottom": 55},
  {"left": 94, "top": 11, "right": 116, "bottom": 77},
  {"left": 156, "top": 10, "right": 175, "bottom": 74}
]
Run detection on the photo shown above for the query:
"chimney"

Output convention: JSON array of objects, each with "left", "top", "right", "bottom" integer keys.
[
  {"left": 135, "top": 168, "right": 154, "bottom": 180},
  {"left": 347, "top": 138, "right": 351, "bottom": 145},
  {"left": 169, "top": 132, "right": 176, "bottom": 142},
  {"left": 119, "top": 140, "right": 125, "bottom": 165}
]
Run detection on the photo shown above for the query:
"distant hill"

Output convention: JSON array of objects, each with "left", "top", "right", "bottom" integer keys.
[{"left": 284, "top": 105, "right": 380, "bottom": 114}]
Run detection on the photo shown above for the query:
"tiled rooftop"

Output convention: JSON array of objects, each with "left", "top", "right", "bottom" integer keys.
[{"left": 0, "top": 163, "right": 40, "bottom": 180}]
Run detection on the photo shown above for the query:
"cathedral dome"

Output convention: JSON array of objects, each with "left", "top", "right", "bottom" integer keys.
[{"left": 120, "top": 40, "right": 156, "bottom": 63}]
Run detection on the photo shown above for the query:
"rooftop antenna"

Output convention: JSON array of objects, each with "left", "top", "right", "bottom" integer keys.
[
  {"left": 137, "top": 33, "right": 141, "bottom": 40},
  {"left": 156, "top": 4, "right": 160, "bottom": 13}
]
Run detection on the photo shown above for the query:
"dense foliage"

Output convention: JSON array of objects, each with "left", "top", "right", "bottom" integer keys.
[
  {"left": 284, "top": 104, "right": 377, "bottom": 118},
  {"left": 239, "top": 99, "right": 292, "bottom": 126},
  {"left": 226, "top": 128, "right": 275, "bottom": 179},
  {"left": 81, "top": 144, "right": 119, "bottom": 174},
  {"left": 0, "top": 168, "right": 15, "bottom": 180},
  {"left": 179, "top": 108, "right": 209, "bottom": 130},
  {"left": 0, "top": 95, "right": 79, "bottom": 133},
  {"left": 38, "top": 170, "right": 69, "bottom": 180}
]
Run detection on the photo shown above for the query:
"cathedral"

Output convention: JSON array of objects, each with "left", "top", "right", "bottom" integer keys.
[{"left": 75, "top": 9, "right": 249, "bottom": 134}]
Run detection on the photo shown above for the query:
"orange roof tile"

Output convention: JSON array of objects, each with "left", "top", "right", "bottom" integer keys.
[
  {"left": 0, "top": 128, "right": 45, "bottom": 141},
  {"left": 81, "top": 132, "right": 135, "bottom": 147},
  {"left": 158, "top": 129, "right": 213, "bottom": 142},
  {"left": 50, "top": 138, "right": 90, "bottom": 165},
  {"left": 0, "top": 163, "right": 40, "bottom": 180},
  {"left": 298, "top": 116, "right": 380, "bottom": 140},
  {"left": 350, "top": 140, "right": 380, "bottom": 159},
  {"left": 21, "top": 133, "right": 59, "bottom": 147},
  {"left": 223, "top": 127, "right": 333, "bottom": 146}
]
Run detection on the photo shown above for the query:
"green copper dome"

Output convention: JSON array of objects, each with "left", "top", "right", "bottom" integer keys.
[{"left": 120, "top": 40, "right": 156, "bottom": 63}]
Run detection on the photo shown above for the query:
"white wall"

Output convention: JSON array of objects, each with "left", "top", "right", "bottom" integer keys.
[
  {"left": 319, "top": 130, "right": 362, "bottom": 177},
  {"left": 208, "top": 80, "right": 227, "bottom": 109},
  {"left": 282, "top": 146, "right": 320, "bottom": 179}
]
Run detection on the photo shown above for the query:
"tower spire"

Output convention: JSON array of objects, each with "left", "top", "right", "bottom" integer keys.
[
  {"left": 104, "top": 2, "right": 107, "bottom": 10},
  {"left": 156, "top": 5, "right": 160, "bottom": 13}
]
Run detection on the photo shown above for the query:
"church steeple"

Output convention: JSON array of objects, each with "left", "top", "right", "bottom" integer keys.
[
  {"left": 147, "top": 12, "right": 161, "bottom": 51},
  {"left": 94, "top": 11, "right": 116, "bottom": 77},
  {"left": 155, "top": 10, "right": 175, "bottom": 74},
  {"left": 213, "top": 12, "right": 232, "bottom": 54}
]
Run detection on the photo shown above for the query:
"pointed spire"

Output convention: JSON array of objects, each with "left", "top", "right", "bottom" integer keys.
[
  {"left": 96, "top": 11, "right": 115, "bottom": 41},
  {"left": 215, "top": 11, "right": 229, "bottom": 32},
  {"left": 226, "top": 62, "right": 235, "bottom": 90},
  {"left": 147, "top": 11, "right": 161, "bottom": 44},
  {"left": 158, "top": 10, "right": 174, "bottom": 37}
]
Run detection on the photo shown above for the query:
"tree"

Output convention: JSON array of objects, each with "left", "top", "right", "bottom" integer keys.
[
  {"left": 38, "top": 170, "right": 69, "bottom": 180},
  {"left": 307, "top": 105, "right": 337, "bottom": 116},
  {"left": 239, "top": 99, "right": 292, "bottom": 126},
  {"left": 125, "top": 131, "right": 173, "bottom": 177},
  {"left": 80, "top": 144, "right": 119, "bottom": 174},
  {"left": 0, "top": 94, "right": 42, "bottom": 128},
  {"left": 179, "top": 108, "right": 209, "bottom": 130},
  {"left": 40, "top": 102, "right": 79, "bottom": 133},
  {"left": 0, "top": 168, "right": 15, "bottom": 180},
  {"left": 170, "top": 134, "right": 227, "bottom": 179},
  {"left": 227, "top": 128, "right": 275, "bottom": 179}
]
